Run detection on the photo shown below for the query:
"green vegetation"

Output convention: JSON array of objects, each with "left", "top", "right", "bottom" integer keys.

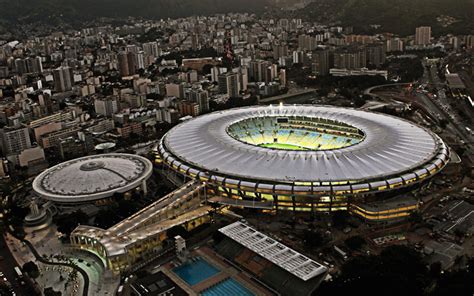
[
  {"left": 260, "top": 143, "right": 308, "bottom": 150},
  {"left": 0, "top": 0, "right": 268, "bottom": 29},
  {"left": 387, "top": 57, "right": 424, "bottom": 82},
  {"left": 44, "top": 287, "right": 61, "bottom": 296},
  {"left": 297, "top": 0, "right": 474, "bottom": 36},
  {"left": 209, "top": 96, "right": 259, "bottom": 111},
  {"left": 54, "top": 210, "right": 88, "bottom": 237},
  {"left": 289, "top": 67, "right": 387, "bottom": 92},
  {"left": 23, "top": 261, "right": 40, "bottom": 279},
  {"left": 344, "top": 235, "right": 366, "bottom": 250},
  {"left": 303, "top": 229, "right": 327, "bottom": 248},
  {"left": 318, "top": 245, "right": 474, "bottom": 296},
  {"left": 331, "top": 210, "right": 351, "bottom": 229},
  {"left": 318, "top": 245, "right": 429, "bottom": 295},
  {"left": 1, "top": 0, "right": 472, "bottom": 37}
]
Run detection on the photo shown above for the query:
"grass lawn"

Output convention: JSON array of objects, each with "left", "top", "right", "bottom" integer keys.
[{"left": 259, "top": 143, "right": 308, "bottom": 150}]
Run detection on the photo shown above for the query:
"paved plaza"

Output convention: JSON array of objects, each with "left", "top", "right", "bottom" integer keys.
[{"left": 5, "top": 224, "right": 120, "bottom": 295}]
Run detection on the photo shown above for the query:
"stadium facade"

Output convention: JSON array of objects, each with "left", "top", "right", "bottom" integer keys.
[{"left": 159, "top": 105, "right": 449, "bottom": 221}]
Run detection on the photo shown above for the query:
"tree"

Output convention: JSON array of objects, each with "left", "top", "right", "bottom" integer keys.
[
  {"left": 303, "top": 229, "right": 325, "bottom": 248},
  {"left": 117, "top": 199, "right": 139, "bottom": 217},
  {"left": 44, "top": 287, "right": 61, "bottom": 296},
  {"left": 0, "top": 283, "right": 12, "bottom": 295},
  {"left": 318, "top": 245, "right": 430, "bottom": 296},
  {"left": 429, "top": 262, "right": 442, "bottom": 278},
  {"left": 212, "top": 230, "right": 225, "bottom": 244},
  {"left": 167, "top": 225, "right": 188, "bottom": 239},
  {"left": 355, "top": 94, "right": 371, "bottom": 107},
  {"left": 8, "top": 203, "right": 29, "bottom": 225},
  {"left": 67, "top": 269, "right": 78, "bottom": 284},
  {"left": 23, "top": 261, "right": 40, "bottom": 279},
  {"left": 146, "top": 93, "right": 164, "bottom": 101},
  {"left": 439, "top": 119, "right": 449, "bottom": 129},
  {"left": 409, "top": 211, "right": 423, "bottom": 224},
  {"left": 55, "top": 210, "right": 88, "bottom": 237},
  {"left": 332, "top": 210, "right": 350, "bottom": 229},
  {"left": 433, "top": 268, "right": 474, "bottom": 296},
  {"left": 344, "top": 235, "right": 366, "bottom": 251},
  {"left": 201, "top": 64, "right": 214, "bottom": 74},
  {"left": 467, "top": 257, "right": 474, "bottom": 273},
  {"left": 94, "top": 208, "right": 119, "bottom": 229}
]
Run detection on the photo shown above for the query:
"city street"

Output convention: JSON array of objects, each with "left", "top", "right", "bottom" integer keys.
[{"left": 0, "top": 229, "right": 37, "bottom": 296}]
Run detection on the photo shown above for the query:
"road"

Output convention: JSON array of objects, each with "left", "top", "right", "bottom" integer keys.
[
  {"left": 259, "top": 88, "right": 317, "bottom": 104},
  {"left": 2, "top": 225, "right": 91, "bottom": 296},
  {"left": 0, "top": 227, "right": 37, "bottom": 296},
  {"left": 363, "top": 83, "right": 412, "bottom": 96},
  {"left": 421, "top": 59, "right": 474, "bottom": 153},
  {"left": 364, "top": 59, "right": 474, "bottom": 156}
]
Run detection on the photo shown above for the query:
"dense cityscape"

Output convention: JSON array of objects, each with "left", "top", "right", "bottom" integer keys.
[{"left": 0, "top": 1, "right": 473, "bottom": 295}]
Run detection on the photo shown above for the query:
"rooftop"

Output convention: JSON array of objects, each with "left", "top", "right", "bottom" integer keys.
[
  {"left": 446, "top": 73, "right": 466, "bottom": 89},
  {"left": 162, "top": 105, "right": 447, "bottom": 184},
  {"left": 33, "top": 153, "right": 152, "bottom": 202},
  {"left": 219, "top": 221, "right": 327, "bottom": 281}
]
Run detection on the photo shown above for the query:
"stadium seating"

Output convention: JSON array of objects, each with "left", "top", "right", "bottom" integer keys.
[{"left": 227, "top": 117, "right": 363, "bottom": 151}]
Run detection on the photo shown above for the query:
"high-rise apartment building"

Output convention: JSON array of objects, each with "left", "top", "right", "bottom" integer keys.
[
  {"left": 0, "top": 126, "right": 32, "bottom": 155},
  {"left": 465, "top": 35, "right": 474, "bottom": 49},
  {"left": 188, "top": 89, "right": 210, "bottom": 114},
  {"left": 165, "top": 83, "right": 185, "bottom": 98},
  {"left": 312, "top": 50, "right": 330, "bottom": 76},
  {"left": 26, "top": 57, "right": 43, "bottom": 74},
  {"left": 415, "top": 26, "right": 431, "bottom": 45},
  {"left": 366, "top": 43, "right": 386, "bottom": 68},
  {"left": 118, "top": 51, "right": 130, "bottom": 76},
  {"left": 218, "top": 72, "right": 240, "bottom": 98},
  {"left": 142, "top": 42, "right": 161, "bottom": 58},
  {"left": 178, "top": 101, "right": 200, "bottom": 117},
  {"left": 298, "top": 34, "right": 318, "bottom": 51},
  {"left": 333, "top": 49, "right": 366, "bottom": 69},
  {"left": 279, "top": 69, "right": 287, "bottom": 87},
  {"left": 248, "top": 60, "right": 274, "bottom": 82},
  {"left": 273, "top": 44, "right": 289, "bottom": 60},
  {"left": 386, "top": 38, "right": 404, "bottom": 52},
  {"left": 53, "top": 66, "right": 73, "bottom": 92},
  {"left": 14, "top": 59, "right": 28, "bottom": 75},
  {"left": 94, "top": 97, "right": 119, "bottom": 117}
]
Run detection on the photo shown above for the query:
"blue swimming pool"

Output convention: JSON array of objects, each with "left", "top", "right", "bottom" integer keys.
[
  {"left": 201, "top": 278, "right": 255, "bottom": 296},
  {"left": 173, "top": 257, "right": 220, "bottom": 286}
]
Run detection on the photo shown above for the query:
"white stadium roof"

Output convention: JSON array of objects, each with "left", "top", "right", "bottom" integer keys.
[
  {"left": 33, "top": 153, "right": 153, "bottom": 203},
  {"left": 161, "top": 105, "right": 448, "bottom": 184}
]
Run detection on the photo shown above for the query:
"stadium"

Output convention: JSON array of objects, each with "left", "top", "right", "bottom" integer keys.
[
  {"left": 33, "top": 153, "right": 153, "bottom": 204},
  {"left": 158, "top": 105, "right": 450, "bottom": 221}
]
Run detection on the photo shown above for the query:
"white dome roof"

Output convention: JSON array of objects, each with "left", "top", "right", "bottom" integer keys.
[{"left": 33, "top": 153, "right": 152, "bottom": 203}]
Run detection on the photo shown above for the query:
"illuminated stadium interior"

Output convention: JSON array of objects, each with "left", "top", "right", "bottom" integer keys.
[{"left": 227, "top": 116, "right": 365, "bottom": 151}]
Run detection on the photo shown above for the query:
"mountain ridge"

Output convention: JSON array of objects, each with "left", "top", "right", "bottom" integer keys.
[{"left": 295, "top": 0, "right": 474, "bottom": 36}]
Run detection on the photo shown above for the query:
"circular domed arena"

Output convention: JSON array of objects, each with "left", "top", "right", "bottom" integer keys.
[
  {"left": 33, "top": 153, "right": 153, "bottom": 204},
  {"left": 158, "top": 105, "right": 449, "bottom": 219}
]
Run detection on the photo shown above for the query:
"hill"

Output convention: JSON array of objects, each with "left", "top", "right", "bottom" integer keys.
[
  {"left": 0, "top": 0, "right": 270, "bottom": 37},
  {"left": 1, "top": 0, "right": 270, "bottom": 20},
  {"left": 0, "top": 0, "right": 472, "bottom": 38},
  {"left": 296, "top": 0, "right": 474, "bottom": 36}
]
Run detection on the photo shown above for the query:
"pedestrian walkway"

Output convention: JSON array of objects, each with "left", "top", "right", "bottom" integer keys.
[{"left": 6, "top": 224, "right": 121, "bottom": 296}]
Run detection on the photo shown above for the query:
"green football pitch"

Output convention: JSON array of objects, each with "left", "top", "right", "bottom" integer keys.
[{"left": 259, "top": 143, "right": 308, "bottom": 150}]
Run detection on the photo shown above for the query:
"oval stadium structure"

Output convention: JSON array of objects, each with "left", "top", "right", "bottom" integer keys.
[
  {"left": 33, "top": 153, "right": 153, "bottom": 203},
  {"left": 158, "top": 105, "right": 449, "bottom": 219}
]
